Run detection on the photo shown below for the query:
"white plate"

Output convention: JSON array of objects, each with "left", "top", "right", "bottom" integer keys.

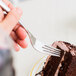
[{"left": 29, "top": 56, "right": 48, "bottom": 76}]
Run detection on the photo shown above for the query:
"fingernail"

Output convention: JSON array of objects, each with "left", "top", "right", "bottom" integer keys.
[{"left": 16, "top": 8, "right": 22, "bottom": 15}]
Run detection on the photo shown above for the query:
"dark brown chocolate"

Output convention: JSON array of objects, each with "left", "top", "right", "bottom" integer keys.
[{"left": 36, "top": 41, "right": 76, "bottom": 76}]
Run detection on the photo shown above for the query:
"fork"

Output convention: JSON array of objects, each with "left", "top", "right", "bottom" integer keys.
[{"left": 0, "top": 0, "right": 61, "bottom": 57}]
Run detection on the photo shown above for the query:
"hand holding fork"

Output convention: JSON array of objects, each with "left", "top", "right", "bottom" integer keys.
[{"left": 0, "top": 0, "right": 61, "bottom": 57}]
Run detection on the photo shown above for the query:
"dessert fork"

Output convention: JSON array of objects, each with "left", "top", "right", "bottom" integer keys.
[{"left": 0, "top": 0, "right": 61, "bottom": 57}]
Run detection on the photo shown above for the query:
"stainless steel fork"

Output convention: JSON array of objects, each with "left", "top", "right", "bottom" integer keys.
[{"left": 0, "top": 0, "right": 61, "bottom": 57}]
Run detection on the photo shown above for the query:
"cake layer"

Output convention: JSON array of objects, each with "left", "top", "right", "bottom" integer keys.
[{"left": 35, "top": 41, "right": 76, "bottom": 76}]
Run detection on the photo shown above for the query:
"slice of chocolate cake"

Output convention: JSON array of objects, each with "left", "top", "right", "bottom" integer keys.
[{"left": 35, "top": 41, "right": 76, "bottom": 76}]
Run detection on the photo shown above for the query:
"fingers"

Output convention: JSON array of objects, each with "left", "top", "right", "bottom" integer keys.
[
  {"left": 16, "top": 39, "right": 28, "bottom": 48},
  {"left": 2, "top": 0, "right": 14, "bottom": 9},
  {"left": 2, "top": 7, "right": 22, "bottom": 34},
  {"left": 14, "top": 42, "right": 20, "bottom": 51},
  {"left": 10, "top": 31, "right": 17, "bottom": 41},
  {"left": 16, "top": 26, "right": 27, "bottom": 40},
  {"left": 10, "top": 31, "right": 27, "bottom": 49},
  {"left": 1, "top": 0, "right": 28, "bottom": 50},
  {"left": 0, "top": 7, "right": 4, "bottom": 22},
  {"left": 11, "top": 25, "right": 27, "bottom": 40},
  {"left": 13, "top": 23, "right": 20, "bottom": 31}
]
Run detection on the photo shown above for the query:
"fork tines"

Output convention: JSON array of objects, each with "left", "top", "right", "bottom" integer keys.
[{"left": 42, "top": 45, "right": 61, "bottom": 57}]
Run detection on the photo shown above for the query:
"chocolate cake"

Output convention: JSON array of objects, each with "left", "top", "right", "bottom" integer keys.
[{"left": 35, "top": 41, "right": 76, "bottom": 76}]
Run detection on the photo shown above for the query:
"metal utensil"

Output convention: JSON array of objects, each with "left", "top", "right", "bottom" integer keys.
[{"left": 0, "top": 0, "right": 61, "bottom": 57}]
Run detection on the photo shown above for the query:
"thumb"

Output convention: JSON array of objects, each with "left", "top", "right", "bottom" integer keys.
[{"left": 2, "top": 7, "right": 22, "bottom": 34}]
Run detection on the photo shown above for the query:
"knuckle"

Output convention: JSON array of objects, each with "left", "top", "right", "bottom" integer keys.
[{"left": 9, "top": 8, "right": 22, "bottom": 21}]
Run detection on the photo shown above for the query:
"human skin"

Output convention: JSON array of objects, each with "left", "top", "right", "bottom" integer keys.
[{"left": 0, "top": 0, "right": 28, "bottom": 51}]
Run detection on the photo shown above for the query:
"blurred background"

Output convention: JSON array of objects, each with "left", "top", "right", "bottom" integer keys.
[{"left": 9, "top": 0, "right": 76, "bottom": 76}]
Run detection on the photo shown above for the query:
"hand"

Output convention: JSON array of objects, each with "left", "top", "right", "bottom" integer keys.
[{"left": 0, "top": 0, "right": 28, "bottom": 51}]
